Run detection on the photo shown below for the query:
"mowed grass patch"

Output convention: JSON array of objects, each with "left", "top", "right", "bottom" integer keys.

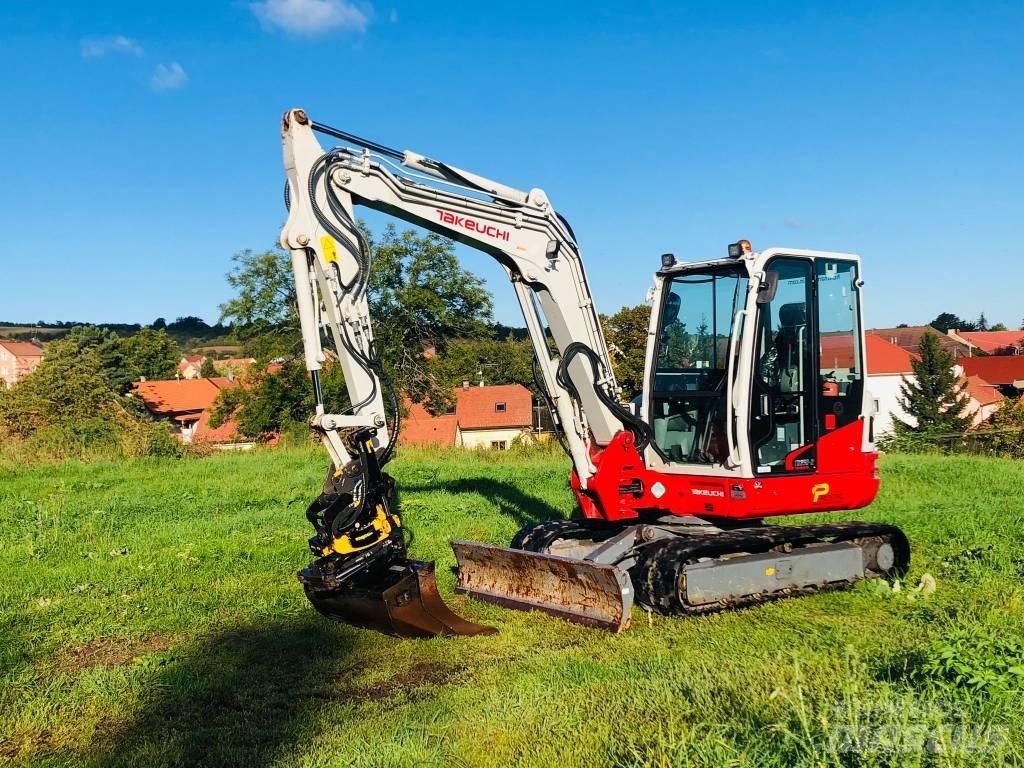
[{"left": 1, "top": 447, "right": 1022, "bottom": 767}]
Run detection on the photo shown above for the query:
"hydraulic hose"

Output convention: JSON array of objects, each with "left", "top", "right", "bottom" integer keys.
[{"left": 555, "top": 342, "right": 653, "bottom": 452}]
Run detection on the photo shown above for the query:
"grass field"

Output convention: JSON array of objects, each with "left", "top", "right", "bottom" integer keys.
[{"left": 2, "top": 446, "right": 1023, "bottom": 767}]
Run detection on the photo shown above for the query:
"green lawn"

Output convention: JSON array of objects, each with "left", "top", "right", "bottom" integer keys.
[{"left": 1, "top": 447, "right": 1023, "bottom": 767}]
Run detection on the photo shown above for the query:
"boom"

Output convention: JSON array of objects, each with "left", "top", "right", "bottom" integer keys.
[{"left": 280, "top": 108, "right": 636, "bottom": 486}]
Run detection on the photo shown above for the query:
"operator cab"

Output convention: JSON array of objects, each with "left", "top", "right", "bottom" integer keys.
[{"left": 644, "top": 243, "right": 868, "bottom": 477}]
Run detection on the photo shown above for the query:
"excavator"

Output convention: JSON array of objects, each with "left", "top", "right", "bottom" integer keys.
[{"left": 279, "top": 108, "right": 909, "bottom": 637}]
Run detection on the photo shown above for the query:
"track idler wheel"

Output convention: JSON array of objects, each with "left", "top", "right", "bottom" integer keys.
[{"left": 301, "top": 560, "right": 496, "bottom": 639}]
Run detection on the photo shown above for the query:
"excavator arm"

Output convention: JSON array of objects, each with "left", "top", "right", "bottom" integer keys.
[
  {"left": 280, "top": 108, "right": 639, "bottom": 480},
  {"left": 279, "top": 108, "right": 643, "bottom": 634}
]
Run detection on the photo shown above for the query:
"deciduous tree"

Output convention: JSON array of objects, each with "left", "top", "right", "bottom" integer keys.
[
  {"left": 601, "top": 304, "right": 651, "bottom": 400},
  {"left": 122, "top": 328, "right": 180, "bottom": 382},
  {"left": 368, "top": 224, "right": 493, "bottom": 407}
]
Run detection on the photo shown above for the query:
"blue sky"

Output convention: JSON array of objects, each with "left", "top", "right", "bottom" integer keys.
[{"left": 1, "top": 1, "right": 1021, "bottom": 330}]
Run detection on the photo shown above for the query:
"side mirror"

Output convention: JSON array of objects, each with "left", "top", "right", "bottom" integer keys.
[{"left": 756, "top": 272, "right": 779, "bottom": 305}]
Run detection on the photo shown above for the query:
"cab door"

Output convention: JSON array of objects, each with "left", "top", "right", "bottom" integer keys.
[
  {"left": 748, "top": 257, "right": 816, "bottom": 473},
  {"left": 747, "top": 255, "right": 867, "bottom": 475}
]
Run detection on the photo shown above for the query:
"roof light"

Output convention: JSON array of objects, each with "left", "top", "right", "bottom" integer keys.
[
  {"left": 728, "top": 239, "right": 753, "bottom": 258},
  {"left": 660, "top": 253, "right": 677, "bottom": 269}
]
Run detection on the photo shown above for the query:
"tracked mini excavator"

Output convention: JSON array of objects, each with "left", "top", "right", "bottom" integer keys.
[{"left": 279, "top": 108, "right": 909, "bottom": 637}]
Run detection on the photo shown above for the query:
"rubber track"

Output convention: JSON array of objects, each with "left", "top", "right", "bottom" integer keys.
[
  {"left": 633, "top": 521, "right": 910, "bottom": 616},
  {"left": 510, "top": 519, "right": 612, "bottom": 552}
]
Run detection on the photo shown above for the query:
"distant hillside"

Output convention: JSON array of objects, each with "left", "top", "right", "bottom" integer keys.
[{"left": 0, "top": 317, "right": 233, "bottom": 347}]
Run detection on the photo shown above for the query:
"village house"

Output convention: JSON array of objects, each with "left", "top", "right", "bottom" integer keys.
[
  {"left": 132, "top": 377, "right": 239, "bottom": 444},
  {"left": 868, "top": 326, "right": 971, "bottom": 358},
  {"left": 863, "top": 334, "right": 918, "bottom": 437},
  {"left": 958, "top": 356, "right": 1024, "bottom": 399},
  {"left": 0, "top": 340, "right": 44, "bottom": 388},
  {"left": 959, "top": 373, "right": 1004, "bottom": 427},
  {"left": 176, "top": 354, "right": 256, "bottom": 381},
  {"left": 399, "top": 383, "right": 535, "bottom": 449},
  {"left": 176, "top": 355, "right": 206, "bottom": 379},
  {"left": 946, "top": 329, "right": 1024, "bottom": 356}
]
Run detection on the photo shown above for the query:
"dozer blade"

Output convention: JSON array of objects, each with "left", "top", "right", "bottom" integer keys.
[
  {"left": 301, "top": 560, "right": 496, "bottom": 639},
  {"left": 452, "top": 541, "right": 634, "bottom": 632}
]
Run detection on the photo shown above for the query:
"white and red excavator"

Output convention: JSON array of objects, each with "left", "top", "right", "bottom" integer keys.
[{"left": 279, "top": 108, "right": 908, "bottom": 637}]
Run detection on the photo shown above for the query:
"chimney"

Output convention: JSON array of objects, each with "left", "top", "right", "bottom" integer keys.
[{"left": 462, "top": 381, "right": 470, "bottom": 390}]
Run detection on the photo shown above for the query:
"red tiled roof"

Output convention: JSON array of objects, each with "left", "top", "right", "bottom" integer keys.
[
  {"left": 958, "top": 330, "right": 1024, "bottom": 354},
  {"left": 865, "top": 334, "right": 917, "bottom": 375},
  {"left": 133, "top": 377, "right": 236, "bottom": 416},
  {"left": 959, "top": 356, "right": 1024, "bottom": 386},
  {"left": 817, "top": 333, "right": 917, "bottom": 375},
  {"left": 455, "top": 384, "right": 532, "bottom": 430},
  {"left": 868, "top": 326, "right": 967, "bottom": 356},
  {"left": 182, "top": 355, "right": 205, "bottom": 364},
  {"left": 192, "top": 409, "right": 241, "bottom": 443},
  {"left": 398, "top": 401, "right": 458, "bottom": 446},
  {"left": 397, "top": 384, "right": 534, "bottom": 446},
  {"left": 0, "top": 341, "right": 44, "bottom": 358},
  {"left": 963, "top": 374, "right": 1004, "bottom": 407}
]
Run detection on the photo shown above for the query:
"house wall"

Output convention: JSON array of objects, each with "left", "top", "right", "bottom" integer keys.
[
  {"left": 458, "top": 427, "right": 532, "bottom": 450},
  {"left": 868, "top": 374, "right": 915, "bottom": 437},
  {"left": 966, "top": 400, "right": 1001, "bottom": 427},
  {"left": 0, "top": 348, "right": 43, "bottom": 387}
]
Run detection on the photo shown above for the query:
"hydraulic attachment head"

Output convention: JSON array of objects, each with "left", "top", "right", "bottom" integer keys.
[{"left": 298, "top": 427, "right": 494, "bottom": 638}]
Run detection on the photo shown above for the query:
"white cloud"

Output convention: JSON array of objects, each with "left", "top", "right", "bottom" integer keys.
[
  {"left": 784, "top": 217, "right": 803, "bottom": 229},
  {"left": 251, "top": 0, "right": 370, "bottom": 35},
  {"left": 150, "top": 62, "right": 188, "bottom": 91},
  {"left": 81, "top": 35, "right": 144, "bottom": 59}
]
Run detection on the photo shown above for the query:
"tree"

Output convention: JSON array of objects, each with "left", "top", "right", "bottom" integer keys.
[
  {"left": 0, "top": 337, "right": 121, "bottom": 439},
  {"left": 974, "top": 312, "right": 989, "bottom": 332},
  {"left": 62, "top": 325, "right": 133, "bottom": 393},
  {"left": 220, "top": 246, "right": 299, "bottom": 358},
  {"left": 427, "top": 338, "right": 535, "bottom": 400},
  {"left": 892, "top": 331, "right": 971, "bottom": 440},
  {"left": 368, "top": 224, "right": 493, "bottom": 406},
  {"left": 990, "top": 322, "right": 1008, "bottom": 332},
  {"left": 601, "top": 304, "right": 651, "bottom": 400},
  {"left": 122, "top": 328, "right": 180, "bottom": 381},
  {"left": 930, "top": 312, "right": 970, "bottom": 333},
  {"left": 217, "top": 226, "right": 495, "bottom": 416},
  {"left": 982, "top": 398, "right": 1024, "bottom": 458},
  {"left": 210, "top": 360, "right": 349, "bottom": 438},
  {"left": 151, "top": 317, "right": 167, "bottom": 330},
  {"left": 199, "top": 356, "right": 218, "bottom": 378}
]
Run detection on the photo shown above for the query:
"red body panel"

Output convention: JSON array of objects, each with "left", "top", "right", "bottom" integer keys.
[{"left": 572, "top": 420, "right": 879, "bottom": 522}]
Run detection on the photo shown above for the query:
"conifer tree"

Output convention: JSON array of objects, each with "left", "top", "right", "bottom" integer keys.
[{"left": 892, "top": 332, "right": 971, "bottom": 438}]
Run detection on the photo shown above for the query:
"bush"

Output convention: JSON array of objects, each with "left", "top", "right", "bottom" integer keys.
[{"left": 910, "top": 630, "right": 1024, "bottom": 694}]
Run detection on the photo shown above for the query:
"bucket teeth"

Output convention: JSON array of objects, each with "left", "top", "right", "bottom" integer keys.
[{"left": 300, "top": 559, "right": 496, "bottom": 638}]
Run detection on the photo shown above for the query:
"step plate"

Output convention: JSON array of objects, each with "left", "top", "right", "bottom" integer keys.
[
  {"left": 683, "top": 542, "right": 864, "bottom": 607},
  {"left": 452, "top": 541, "right": 634, "bottom": 632}
]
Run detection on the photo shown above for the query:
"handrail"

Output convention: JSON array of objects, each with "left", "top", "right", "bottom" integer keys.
[{"left": 724, "top": 308, "right": 748, "bottom": 468}]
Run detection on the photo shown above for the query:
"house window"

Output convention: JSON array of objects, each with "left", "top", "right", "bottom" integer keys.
[
  {"left": 490, "top": 440, "right": 508, "bottom": 450},
  {"left": 873, "top": 399, "right": 880, "bottom": 413},
  {"left": 495, "top": 402, "right": 506, "bottom": 413}
]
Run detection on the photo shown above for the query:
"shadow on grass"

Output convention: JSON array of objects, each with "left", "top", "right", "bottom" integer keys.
[
  {"left": 82, "top": 617, "right": 361, "bottom": 768},
  {"left": 400, "top": 477, "right": 566, "bottom": 530}
]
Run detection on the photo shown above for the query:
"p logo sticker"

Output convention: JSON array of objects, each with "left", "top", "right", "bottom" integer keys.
[{"left": 811, "top": 483, "right": 830, "bottom": 503}]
